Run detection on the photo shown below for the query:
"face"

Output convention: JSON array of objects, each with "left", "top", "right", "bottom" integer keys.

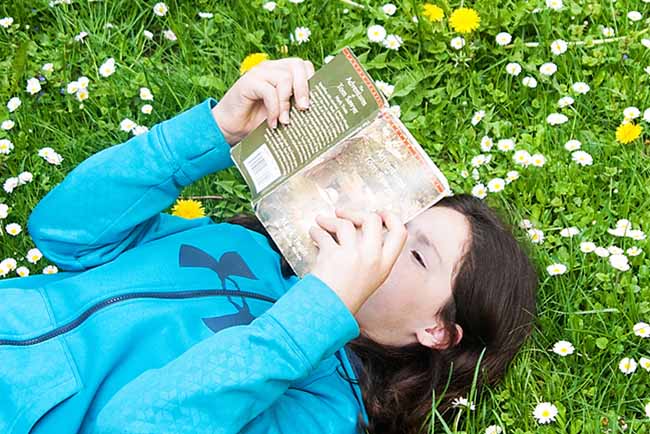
[{"left": 354, "top": 205, "right": 471, "bottom": 349}]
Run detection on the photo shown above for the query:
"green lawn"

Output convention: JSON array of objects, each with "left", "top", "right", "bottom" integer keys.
[{"left": 0, "top": 0, "right": 649, "bottom": 432}]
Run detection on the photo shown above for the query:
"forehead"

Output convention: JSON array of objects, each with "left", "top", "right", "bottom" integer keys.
[{"left": 410, "top": 206, "right": 470, "bottom": 259}]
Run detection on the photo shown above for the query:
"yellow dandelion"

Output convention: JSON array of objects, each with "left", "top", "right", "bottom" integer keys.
[
  {"left": 449, "top": 7, "right": 480, "bottom": 34},
  {"left": 239, "top": 53, "right": 270, "bottom": 75},
  {"left": 615, "top": 122, "right": 642, "bottom": 144},
  {"left": 171, "top": 199, "right": 205, "bottom": 219},
  {"left": 422, "top": 4, "right": 444, "bottom": 22}
]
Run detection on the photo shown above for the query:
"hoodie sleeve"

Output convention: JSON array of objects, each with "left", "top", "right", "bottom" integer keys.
[
  {"left": 27, "top": 97, "right": 233, "bottom": 272},
  {"left": 93, "top": 273, "right": 361, "bottom": 434}
]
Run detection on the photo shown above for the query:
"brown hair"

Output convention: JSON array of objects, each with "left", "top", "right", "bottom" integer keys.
[{"left": 224, "top": 193, "right": 539, "bottom": 433}]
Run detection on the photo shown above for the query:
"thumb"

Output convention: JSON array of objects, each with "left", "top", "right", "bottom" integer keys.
[{"left": 309, "top": 225, "right": 336, "bottom": 250}]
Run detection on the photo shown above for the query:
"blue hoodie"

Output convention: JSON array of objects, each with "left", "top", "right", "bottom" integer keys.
[{"left": 0, "top": 97, "right": 370, "bottom": 433}]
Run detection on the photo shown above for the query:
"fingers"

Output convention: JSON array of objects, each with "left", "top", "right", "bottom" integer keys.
[
  {"left": 289, "top": 61, "right": 310, "bottom": 110},
  {"left": 258, "top": 58, "right": 312, "bottom": 126},
  {"left": 336, "top": 208, "right": 383, "bottom": 254},
  {"left": 313, "top": 214, "right": 357, "bottom": 247},
  {"left": 309, "top": 225, "right": 337, "bottom": 251},
  {"left": 250, "top": 80, "right": 280, "bottom": 129},
  {"left": 379, "top": 210, "right": 408, "bottom": 266}
]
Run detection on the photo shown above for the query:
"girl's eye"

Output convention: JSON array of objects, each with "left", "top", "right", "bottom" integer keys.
[{"left": 411, "top": 250, "right": 426, "bottom": 268}]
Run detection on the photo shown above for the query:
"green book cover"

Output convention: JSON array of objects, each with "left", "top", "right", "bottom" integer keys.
[{"left": 230, "top": 47, "right": 451, "bottom": 277}]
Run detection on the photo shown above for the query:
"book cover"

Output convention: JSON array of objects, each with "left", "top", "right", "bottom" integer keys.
[{"left": 230, "top": 47, "right": 451, "bottom": 277}]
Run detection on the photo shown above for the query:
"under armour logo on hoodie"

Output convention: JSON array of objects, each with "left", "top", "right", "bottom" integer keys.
[{"left": 178, "top": 244, "right": 259, "bottom": 333}]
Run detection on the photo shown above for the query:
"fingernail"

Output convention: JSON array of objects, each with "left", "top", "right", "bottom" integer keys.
[
  {"left": 300, "top": 97, "right": 310, "bottom": 109},
  {"left": 280, "top": 112, "right": 290, "bottom": 124},
  {"left": 272, "top": 118, "right": 277, "bottom": 129}
]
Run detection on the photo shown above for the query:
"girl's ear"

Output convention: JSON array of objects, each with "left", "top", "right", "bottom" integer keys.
[{"left": 416, "top": 323, "right": 463, "bottom": 349}]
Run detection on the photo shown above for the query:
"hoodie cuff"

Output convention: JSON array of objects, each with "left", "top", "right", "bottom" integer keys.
[
  {"left": 157, "top": 97, "right": 234, "bottom": 186},
  {"left": 266, "top": 273, "right": 361, "bottom": 370}
]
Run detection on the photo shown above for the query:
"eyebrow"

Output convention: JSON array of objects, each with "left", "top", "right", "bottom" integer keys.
[{"left": 416, "top": 229, "right": 442, "bottom": 266}]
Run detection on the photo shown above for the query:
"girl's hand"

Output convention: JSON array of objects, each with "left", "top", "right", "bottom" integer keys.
[
  {"left": 308, "top": 208, "right": 408, "bottom": 315},
  {"left": 211, "top": 57, "right": 315, "bottom": 146}
]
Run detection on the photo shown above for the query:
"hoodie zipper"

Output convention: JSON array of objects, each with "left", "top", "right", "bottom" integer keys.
[{"left": 0, "top": 289, "right": 277, "bottom": 347}]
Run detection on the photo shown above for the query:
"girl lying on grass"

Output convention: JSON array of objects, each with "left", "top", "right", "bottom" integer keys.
[{"left": 0, "top": 57, "right": 538, "bottom": 434}]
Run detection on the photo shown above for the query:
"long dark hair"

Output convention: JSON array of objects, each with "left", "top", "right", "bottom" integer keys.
[{"left": 224, "top": 193, "right": 539, "bottom": 433}]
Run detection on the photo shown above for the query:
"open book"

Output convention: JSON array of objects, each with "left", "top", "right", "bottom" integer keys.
[{"left": 230, "top": 46, "right": 451, "bottom": 278}]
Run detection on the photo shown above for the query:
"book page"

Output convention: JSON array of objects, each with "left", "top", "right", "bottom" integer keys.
[
  {"left": 230, "top": 47, "right": 388, "bottom": 200},
  {"left": 254, "top": 108, "right": 451, "bottom": 278}
]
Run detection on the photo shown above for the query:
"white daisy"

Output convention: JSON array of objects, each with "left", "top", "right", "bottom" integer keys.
[
  {"left": 547, "top": 113, "right": 568, "bottom": 125},
  {"left": 547, "top": 263, "right": 567, "bottom": 275},
  {"left": 0, "top": 17, "right": 14, "bottom": 28},
  {"left": 198, "top": 12, "right": 213, "bottom": 19},
  {"left": 505, "top": 170, "right": 519, "bottom": 183},
  {"left": 0, "top": 139, "right": 14, "bottom": 155},
  {"left": 451, "top": 396, "right": 475, "bottom": 410},
  {"left": 487, "top": 178, "right": 505, "bottom": 193},
  {"left": 78, "top": 76, "right": 90, "bottom": 88},
  {"left": 552, "top": 340, "right": 574, "bottom": 356},
  {"left": 5, "top": 222, "right": 22, "bottom": 236},
  {"left": 43, "top": 265, "right": 59, "bottom": 274},
  {"left": 480, "top": 136, "right": 493, "bottom": 152},
  {"left": 505, "top": 62, "right": 522, "bottom": 76},
  {"left": 367, "top": 25, "right": 386, "bottom": 43},
  {"left": 533, "top": 402, "right": 558, "bottom": 424},
  {"left": 522, "top": 76, "right": 537, "bottom": 88},
  {"left": 627, "top": 11, "right": 642, "bottom": 22},
  {"left": 1, "top": 258, "right": 16, "bottom": 271},
  {"left": 639, "top": 357, "right": 650, "bottom": 372},
  {"left": 626, "top": 246, "right": 642, "bottom": 256},
  {"left": 26, "top": 248, "right": 43, "bottom": 264},
  {"left": 471, "top": 183, "right": 487, "bottom": 199},
  {"left": 99, "top": 58, "right": 116, "bottom": 77},
  {"left": 558, "top": 96, "right": 574, "bottom": 108},
  {"left": 550, "top": 39, "right": 568, "bottom": 55},
  {"left": 0, "top": 203, "right": 8, "bottom": 219},
  {"left": 609, "top": 254, "right": 629, "bottom": 271},
  {"left": 74, "top": 31, "right": 89, "bottom": 42},
  {"left": 618, "top": 357, "right": 637, "bottom": 374},
  {"left": 564, "top": 139, "right": 581, "bottom": 151},
  {"left": 471, "top": 110, "right": 485, "bottom": 126},
  {"left": 485, "top": 426, "right": 502, "bottom": 434},
  {"left": 644, "top": 108, "right": 650, "bottom": 123},
  {"left": 143, "top": 29, "right": 154, "bottom": 39},
  {"left": 623, "top": 106, "right": 640, "bottom": 120},
  {"left": 601, "top": 26, "right": 615, "bottom": 37},
  {"left": 7, "top": 96, "right": 21, "bottom": 112},
  {"left": 323, "top": 55, "right": 334, "bottom": 64},
  {"left": 382, "top": 3, "right": 397, "bottom": 15},
  {"left": 607, "top": 245, "right": 624, "bottom": 255},
  {"left": 141, "top": 104, "right": 153, "bottom": 114},
  {"left": 531, "top": 153, "right": 546, "bottom": 167},
  {"left": 528, "top": 228, "right": 545, "bottom": 244},
  {"left": 163, "top": 29, "right": 177, "bottom": 41},
  {"left": 546, "top": 0, "right": 563, "bottom": 10},
  {"left": 383, "top": 34, "right": 403, "bottom": 50},
  {"left": 132, "top": 125, "right": 149, "bottom": 136},
  {"left": 497, "top": 138, "right": 515, "bottom": 151},
  {"left": 67, "top": 81, "right": 79, "bottom": 94},
  {"left": 140, "top": 87, "right": 154, "bottom": 101},
  {"left": 153, "top": 2, "right": 168, "bottom": 16},
  {"left": 292, "top": 26, "right": 311, "bottom": 44},
  {"left": 633, "top": 322, "right": 650, "bottom": 338},
  {"left": 572, "top": 82, "right": 590, "bottom": 94},
  {"left": 594, "top": 246, "right": 610, "bottom": 257},
  {"left": 520, "top": 219, "right": 533, "bottom": 229},
  {"left": 16, "top": 266, "right": 30, "bottom": 277},
  {"left": 560, "top": 227, "right": 580, "bottom": 237},
  {"left": 18, "top": 171, "right": 32, "bottom": 185},
  {"left": 539, "top": 62, "right": 557, "bottom": 76},
  {"left": 120, "top": 118, "right": 137, "bottom": 132},
  {"left": 450, "top": 36, "right": 465, "bottom": 50},
  {"left": 3, "top": 177, "right": 18, "bottom": 194},
  {"left": 26, "top": 77, "right": 42, "bottom": 95},
  {"left": 495, "top": 32, "right": 512, "bottom": 46},
  {"left": 571, "top": 150, "right": 592, "bottom": 166},
  {"left": 1, "top": 119, "right": 15, "bottom": 130},
  {"left": 580, "top": 241, "right": 596, "bottom": 253}
]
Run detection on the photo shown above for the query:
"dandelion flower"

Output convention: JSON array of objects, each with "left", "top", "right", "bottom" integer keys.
[
  {"left": 552, "top": 340, "right": 574, "bottom": 356},
  {"left": 533, "top": 402, "right": 558, "bottom": 424},
  {"left": 450, "top": 36, "right": 465, "bottom": 50},
  {"left": 615, "top": 122, "right": 642, "bottom": 144},
  {"left": 367, "top": 24, "right": 386, "bottom": 42},
  {"left": 495, "top": 32, "right": 512, "bottom": 46},
  {"left": 171, "top": 199, "right": 205, "bottom": 219},
  {"left": 506, "top": 62, "right": 522, "bottom": 76},
  {"left": 550, "top": 39, "right": 568, "bottom": 55},
  {"left": 618, "top": 357, "right": 637, "bottom": 374},
  {"left": 547, "top": 263, "right": 567, "bottom": 275},
  {"left": 240, "top": 53, "right": 269, "bottom": 75},
  {"left": 422, "top": 4, "right": 444, "bottom": 22},
  {"left": 633, "top": 322, "right": 650, "bottom": 338},
  {"left": 449, "top": 7, "right": 480, "bottom": 33}
]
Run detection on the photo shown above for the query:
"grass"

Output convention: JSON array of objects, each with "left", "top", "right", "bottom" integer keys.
[{"left": 0, "top": 0, "right": 649, "bottom": 432}]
